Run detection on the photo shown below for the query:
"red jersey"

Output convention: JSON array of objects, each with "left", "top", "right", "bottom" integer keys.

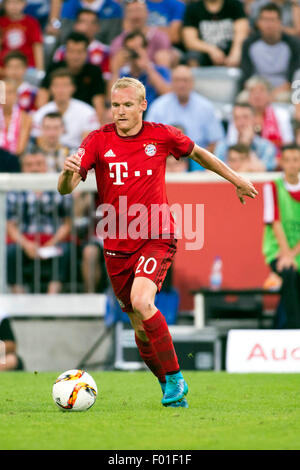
[
  {"left": 0, "top": 14, "right": 42, "bottom": 67},
  {"left": 79, "top": 121, "right": 194, "bottom": 252}
]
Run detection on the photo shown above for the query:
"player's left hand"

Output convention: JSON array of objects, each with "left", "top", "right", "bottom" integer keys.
[{"left": 236, "top": 178, "right": 258, "bottom": 204}]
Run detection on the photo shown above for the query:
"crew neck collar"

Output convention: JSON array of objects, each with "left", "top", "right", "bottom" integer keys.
[{"left": 113, "top": 122, "right": 145, "bottom": 139}]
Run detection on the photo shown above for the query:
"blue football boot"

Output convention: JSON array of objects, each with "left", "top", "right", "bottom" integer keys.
[
  {"left": 161, "top": 372, "right": 188, "bottom": 406},
  {"left": 159, "top": 379, "right": 188, "bottom": 407}
]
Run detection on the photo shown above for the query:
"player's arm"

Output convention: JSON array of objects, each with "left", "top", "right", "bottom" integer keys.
[
  {"left": 272, "top": 220, "right": 298, "bottom": 270},
  {"left": 188, "top": 144, "right": 258, "bottom": 204},
  {"left": 57, "top": 154, "right": 82, "bottom": 195}
]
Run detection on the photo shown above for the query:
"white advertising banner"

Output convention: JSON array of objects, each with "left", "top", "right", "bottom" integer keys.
[{"left": 226, "top": 329, "right": 300, "bottom": 373}]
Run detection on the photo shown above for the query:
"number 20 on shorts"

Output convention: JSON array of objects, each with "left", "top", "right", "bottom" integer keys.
[{"left": 135, "top": 256, "right": 157, "bottom": 275}]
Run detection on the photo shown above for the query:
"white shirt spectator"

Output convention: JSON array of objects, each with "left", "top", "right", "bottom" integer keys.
[{"left": 32, "top": 99, "right": 99, "bottom": 150}]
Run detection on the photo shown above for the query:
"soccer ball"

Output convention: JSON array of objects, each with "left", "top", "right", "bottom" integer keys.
[{"left": 52, "top": 369, "right": 97, "bottom": 411}]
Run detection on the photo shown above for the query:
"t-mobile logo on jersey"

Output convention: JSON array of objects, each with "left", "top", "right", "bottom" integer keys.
[
  {"left": 109, "top": 162, "right": 128, "bottom": 185},
  {"left": 109, "top": 162, "right": 153, "bottom": 185}
]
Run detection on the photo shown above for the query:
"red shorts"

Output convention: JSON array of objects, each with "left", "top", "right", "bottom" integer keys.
[{"left": 104, "top": 238, "right": 177, "bottom": 312}]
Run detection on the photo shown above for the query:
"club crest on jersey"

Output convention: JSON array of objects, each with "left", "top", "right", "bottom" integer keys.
[{"left": 144, "top": 143, "right": 157, "bottom": 156}]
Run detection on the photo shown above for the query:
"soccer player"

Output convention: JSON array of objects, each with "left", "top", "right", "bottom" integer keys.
[{"left": 58, "top": 77, "right": 258, "bottom": 408}]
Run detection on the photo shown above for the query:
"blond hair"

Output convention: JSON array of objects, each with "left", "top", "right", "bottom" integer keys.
[{"left": 111, "top": 77, "right": 146, "bottom": 102}]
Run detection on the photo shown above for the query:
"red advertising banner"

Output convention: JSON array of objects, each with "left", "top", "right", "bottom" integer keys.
[{"left": 166, "top": 180, "right": 269, "bottom": 310}]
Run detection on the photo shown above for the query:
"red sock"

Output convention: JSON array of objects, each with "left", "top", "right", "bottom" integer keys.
[
  {"left": 135, "top": 333, "right": 166, "bottom": 383},
  {"left": 142, "top": 310, "right": 180, "bottom": 375}
]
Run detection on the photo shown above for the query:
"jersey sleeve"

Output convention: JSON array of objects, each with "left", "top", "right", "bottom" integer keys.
[
  {"left": 231, "top": 0, "right": 247, "bottom": 20},
  {"left": 165, "top": 125, "right": 195, "bottom": 160},
  {"left": 78, "top": 131, "right": 100, "bottom": 181},
  {"left": 169, "top": 0, "right": 186, "bottom": 22},
  {"left": 183, "top": 2, "right": 199, "bottom": 28}
]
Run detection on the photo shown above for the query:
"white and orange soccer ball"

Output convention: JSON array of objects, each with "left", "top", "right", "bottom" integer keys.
[{"left": 52, "top": 369, "right": 97, "bottom": 411}]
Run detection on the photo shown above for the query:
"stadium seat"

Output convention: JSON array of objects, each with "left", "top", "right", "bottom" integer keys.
[
  {"left": 191, "top": 66, "right": 242, "bottom": 103},
  {"left": 191, "top": 66, "right": 241, "bottom": 120}
]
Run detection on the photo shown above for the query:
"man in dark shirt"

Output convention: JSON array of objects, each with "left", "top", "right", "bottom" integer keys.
[
  {"left": 6, "top": 152, "right": 72, "bottom": 294},
  {"left": 241, "top": 2, "right": 300, "bottom": 101},
  {"left": 182, "top": 0, "right": 249, "bottom": 67},
  {"left": 37, "top": 32, "right": 106, "bottom": 122}
]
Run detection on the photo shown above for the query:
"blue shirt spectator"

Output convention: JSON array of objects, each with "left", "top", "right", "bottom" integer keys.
[
  {"left": 146, "top": 0, "right": 186, "bottom": 45},
  {"left": 61, "top": 0, "right": 123, "bottom": 20},
  {"left": 146, "top": 65, "right": 224, "bottom": 171},
  {"left": 146, "top": 0, "right": 186, "bottom": 27},
  {"left": 120, "top": 64, "right": 171, "bottom": 107},
  {"left": 115, "top": 30, "right": 171, "bottom": 107},
  {"left": 215, "top": 135, "right": 277, "bottom": 171},
  {"left": 24, "top": 0, "right": 49, "bottom": 28}
]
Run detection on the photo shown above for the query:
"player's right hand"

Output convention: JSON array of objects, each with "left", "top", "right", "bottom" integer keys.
[
  {"left": 63, "top": 154, "right": 82, "bottom": 174},
  {"left": 236, "top": 177, "right": 258, "bottom": 204}
]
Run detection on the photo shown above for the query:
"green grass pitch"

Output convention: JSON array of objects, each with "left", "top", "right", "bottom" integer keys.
[{"left": 1, "top": 371, "right": 300, "bottom": 450}]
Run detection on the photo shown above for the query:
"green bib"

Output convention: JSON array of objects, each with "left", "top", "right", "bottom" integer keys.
[{"left": 263, "top": 178, "right": 300, "bottom": 271}]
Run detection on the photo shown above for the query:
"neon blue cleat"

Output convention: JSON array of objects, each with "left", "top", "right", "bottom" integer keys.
[
  {"left": 161, "top": 371, "right": 188, "bottom": 406},
  {"left": 167, "top": 397, "right": 189, "bottom": 408},
  {"left": 159, "top": 380, "right": 166, "bottom": 395},
  {"left": 159, "top": 379, "right": 188, "bottom": 407}
]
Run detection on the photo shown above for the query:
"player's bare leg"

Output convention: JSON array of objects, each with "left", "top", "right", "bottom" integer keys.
[{"left": 130, "top": 277, "right": 188, "bottom": 407}]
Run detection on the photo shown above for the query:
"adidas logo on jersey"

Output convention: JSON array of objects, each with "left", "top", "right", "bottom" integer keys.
[{"left": 104, "top": 149, "right": 116, "bottom": 158}]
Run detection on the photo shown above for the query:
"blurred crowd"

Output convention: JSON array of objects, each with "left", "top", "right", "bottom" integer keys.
[
  {"left": 1, "top": 0, "right": 300, "bottom": 172},
  {"left": 0, "top": 0, "right": 300, "bottom": 299}
]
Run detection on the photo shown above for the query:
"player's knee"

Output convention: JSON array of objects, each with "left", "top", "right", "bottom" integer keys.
[{"left": 131, "top": 293, "right": 155, "bottom": 318}]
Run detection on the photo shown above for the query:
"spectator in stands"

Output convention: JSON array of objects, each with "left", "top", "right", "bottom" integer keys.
[
  {"left": 53, "top": 9, "right": 111, "bottom": 81},
  {"left": 0, "top": 314, "right": 24, "bottom": 371},
  {"left": 78, "top": 200, "right": 106, "bottom": 293},
  {"left": 24, "top": 0, "right": 60, "bottom": 31},
  {"left": 37, "top": 32, "right": 106, "bottom": 122},
  {"left": 182, "top": 0, "right": 249, "bottom": 67},
  {"left": 110, "top": 30, "right": 171, "bottom": 107},
  {"left": 215, "top": 103, "right": 277, "bottom": 170},
  {"left": 244, "top": 75, "right": 293, "bottom": 153},
  {"left": 28, "top": 112, "right": 69, "bottom": 172},
  {"left": 81, "top": 239, "right": 106, "bottom": 293},
  {"left": 32, "top": 69, "right": 99, "bottom": 150},
  {"left": 0, "top": 148, "right": 21, "bottom": 172},
  {"left": 6, "top": 151, "right": 72, "bottom": 294},
  {"left": 262, "top": 144, "right": 300, "bottom": 327},
  {"left": 241, "top": 3, "right": 300, "bottom": 101},
  {"left": 145, "top": 0, "right": 186, "bottom": 46},
  {"left": 110, "top": 0, "right": 172, "bottom": 68},
  {"left": 0, "top": 0, "right": 44, "bottom": 71},
  {"left": 146, "top": 65, "right": 224, "bottom": 171},
  {"left": 227, "top": 143, "right": 265, "bottom": 172},
  {"left": 0, "top": 79, "right": 32, "bottom": 156},
  {"left": 3, "top": 51, "right": 38, "bottom": 113},
  {"left": 59, "top": 0, "right": 123, "bottom": 45},
  {"left": 249, "top": 0, "right": 300, "bottom": 37}
]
